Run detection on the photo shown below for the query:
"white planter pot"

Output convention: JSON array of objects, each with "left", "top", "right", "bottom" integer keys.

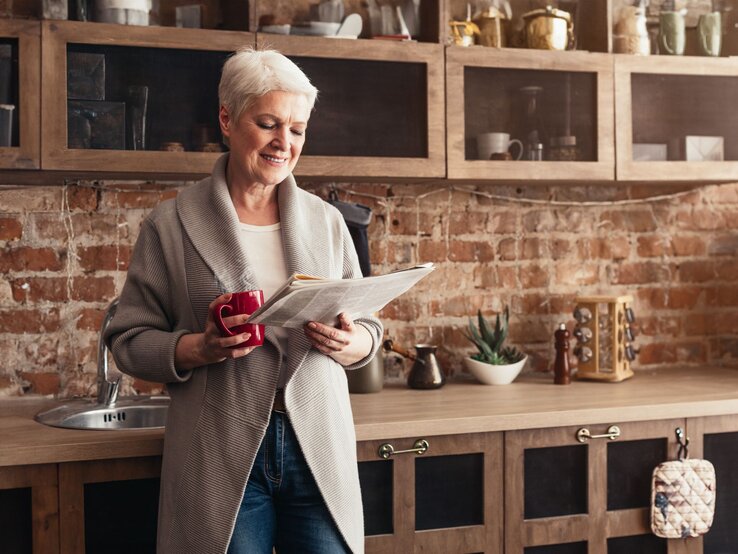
[{"left": 464, "top": 355, "right": 528, "bottom": 385}]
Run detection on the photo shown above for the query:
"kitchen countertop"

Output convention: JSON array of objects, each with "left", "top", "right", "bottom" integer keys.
[{"left": 1, "top": 365, "right": 737, "bottom": 467}]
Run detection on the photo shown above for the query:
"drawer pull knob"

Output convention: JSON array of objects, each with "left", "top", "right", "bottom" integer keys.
[
  {"left": 378, "top": 439, "right": 429, "bottom": 459},
  {"left": 576, "top": 425, "right": 621, "bottom": 443}
]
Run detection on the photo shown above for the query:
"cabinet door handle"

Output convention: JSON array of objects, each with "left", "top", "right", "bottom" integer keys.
[
  {"left": 378, "top": 439, "right": 429, "bottom": 459},
  {"left": 576, "top": 425, "right": 621, "bottom": 443}
]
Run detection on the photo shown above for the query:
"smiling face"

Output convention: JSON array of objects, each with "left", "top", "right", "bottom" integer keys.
[{"left": 219, "top": 90, "right": 310, "bottom": 188}]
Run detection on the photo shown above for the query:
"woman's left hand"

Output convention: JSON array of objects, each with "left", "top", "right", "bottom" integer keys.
[{"left": 304, "top": 312, "right": 373, "bottom": 366}]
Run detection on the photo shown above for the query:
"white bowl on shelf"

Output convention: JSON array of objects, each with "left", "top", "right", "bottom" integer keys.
[
  {"left": 464, "top": 355, "right": 527, "bottom": 385},
  {"left": 260, "top": 24, "right": 291, "bottom": 35},
  {"left": 290, "top": 21, "right": 342, "bottom": 36}
]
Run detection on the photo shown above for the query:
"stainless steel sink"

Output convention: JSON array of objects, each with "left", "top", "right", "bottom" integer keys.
[{"left": 35, "top": 396, "right": 169, "bottom": 430}]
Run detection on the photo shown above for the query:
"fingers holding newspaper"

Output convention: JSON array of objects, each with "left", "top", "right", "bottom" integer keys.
[{"left": 304, "top": 312, "right": 373, "bottom": 366}]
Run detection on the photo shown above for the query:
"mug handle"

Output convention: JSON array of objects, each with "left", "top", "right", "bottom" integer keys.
[
  {"left": 213, "top": 303, "right": 236, "bottom": 337},
  {"left": 509, "top": 139, "right": 524, "bottom": 161}
]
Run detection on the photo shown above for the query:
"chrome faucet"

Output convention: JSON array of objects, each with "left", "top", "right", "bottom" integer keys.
[{"left": 97, "top": 297, "right": 121, "bottom": 406}]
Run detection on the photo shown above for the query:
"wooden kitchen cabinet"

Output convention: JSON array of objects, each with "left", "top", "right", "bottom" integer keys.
[
  {"left": 446, "top": 47, "right": 614, "bottom": 182},
  {"left": 504, "top": 419, "right": 688, "bottom": 554},
  {"left": 357, "top": 431, "right": 503, "bottom": 553},
  {"left": 58, "top": 456, "right": 161, "bottom": 554},
  {"left": 0, "top": 463, "right": 59, "bottom": 554},
  {"left": 256, "top": 34, "right": 445, "bottom": 180},
  {"left": 0, "top": 19, "right": 40, "bottom": 170},
  {"left": 615, "top": 55, "right": 738, "bottom": 182},
  {"left": 41, "top": 21, "right": 255, "bottom": 177}
]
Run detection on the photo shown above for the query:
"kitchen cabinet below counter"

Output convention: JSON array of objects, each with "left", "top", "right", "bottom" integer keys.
[{"left": 2, "top": 366, "right": 738, "bottom": 554}]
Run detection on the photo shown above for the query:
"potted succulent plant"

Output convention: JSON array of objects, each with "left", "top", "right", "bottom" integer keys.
[{"left": 462, "top": 306, "right": 527, "bottom": 385}]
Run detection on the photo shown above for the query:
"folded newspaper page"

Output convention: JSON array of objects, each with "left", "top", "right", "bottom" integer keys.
[{"left": 247, "top": 263, "right": 435, "bottom": 328}]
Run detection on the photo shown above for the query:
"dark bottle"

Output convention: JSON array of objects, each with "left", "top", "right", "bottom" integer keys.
[{"left": 554, "top": 323, "right": 571, "bottom": 385}]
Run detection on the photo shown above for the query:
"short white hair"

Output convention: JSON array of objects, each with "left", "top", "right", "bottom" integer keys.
[{"left": 218, "top": 47, "right": 318, "bottom": 122}]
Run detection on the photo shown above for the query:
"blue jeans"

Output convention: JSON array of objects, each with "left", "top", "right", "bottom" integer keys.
[{"left": 227, "top": 412, "right": 351, "bottom": 554}]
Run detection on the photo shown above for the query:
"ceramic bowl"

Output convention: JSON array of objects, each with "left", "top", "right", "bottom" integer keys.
[
  {"left": 464, "top": 355, "right": 527, "bottom": 385},
  {"left": 291, "top": 21, "right": 341, "bottom": 36},
  {"left": 260, "top": 24, "right": 291, "bottom": 35}
]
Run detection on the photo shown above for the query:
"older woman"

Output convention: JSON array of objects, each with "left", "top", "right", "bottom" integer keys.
[{"left": 105, "top": 48, "right": 382, "bottom": 554}]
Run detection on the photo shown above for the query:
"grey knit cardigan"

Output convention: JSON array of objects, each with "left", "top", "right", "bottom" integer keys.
[{"left": 105, "top": 154, "right": 382, "bottom": 554}]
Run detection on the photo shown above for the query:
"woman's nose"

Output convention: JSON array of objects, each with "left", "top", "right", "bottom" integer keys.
[{"left": 271, "top": 128, "right": 291, "bottom": 151}]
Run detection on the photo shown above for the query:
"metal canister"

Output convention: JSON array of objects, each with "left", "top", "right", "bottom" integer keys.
[
  {"left": 522, "top": 5, "right": 573, "bottom": 50},
  {"left": 473, "top": 6, "right": 507, "bottom": 47}
]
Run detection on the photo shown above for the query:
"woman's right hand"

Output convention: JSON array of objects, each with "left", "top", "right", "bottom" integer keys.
[{"left": 175, "top": 293, "right": 258, "bottom": 371}]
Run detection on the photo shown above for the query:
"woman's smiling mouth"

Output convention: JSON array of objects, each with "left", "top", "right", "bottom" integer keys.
[{"left": 261, "top": 153, "right": 287, "bottom": 165}]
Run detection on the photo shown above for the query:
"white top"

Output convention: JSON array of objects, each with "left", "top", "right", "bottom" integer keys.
[{"left": 238, "top": 221, "right": 290, "bottom": 387}]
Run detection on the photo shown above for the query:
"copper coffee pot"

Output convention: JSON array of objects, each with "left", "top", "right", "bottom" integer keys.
[{"left": 383, "top": 339, "right": 445, "bottom": 389}]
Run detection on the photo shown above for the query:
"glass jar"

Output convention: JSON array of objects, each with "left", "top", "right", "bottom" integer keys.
[
  {"left": 518, "top": 85, "right": 546, "bottom": 161},
  {"left": 549, "top": 135, "right": 580, "bottom": 161}
]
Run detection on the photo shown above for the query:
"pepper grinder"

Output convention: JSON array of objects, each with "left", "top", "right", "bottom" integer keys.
[{"left": 554, "top": 323, "right": 571, "bottom": 385}]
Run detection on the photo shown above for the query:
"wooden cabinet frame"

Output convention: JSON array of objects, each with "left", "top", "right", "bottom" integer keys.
[
  {"left": 0, "top": 463, "right": 59, "bottom": 554},
  {"left": 446, "top": 47, "right": 615, "bottom": 181},
  {"left": 257, "top": 34, "right": 446, "bottom": 180},
  {"left": 41, "top": 21, "right": 255, "bottom": 177},
  {"left": 0, "top": 19, "right": 40, "bottom": 170},
  {"left": 615, "top": 55, "right": 738, "bottom": 182},
  {"left": 505, "top": 418, "right": 687, "bottom": 554},
  {"left": 358, "top": 432, "right": 503, "bottom": 553},
  {"left": 58, "top": 456, "right": 161, "bottom": 554}
]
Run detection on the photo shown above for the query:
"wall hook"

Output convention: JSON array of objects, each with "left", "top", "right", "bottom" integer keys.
[{"left": 675, "top": 427, "right": 689, "bottom": 460}]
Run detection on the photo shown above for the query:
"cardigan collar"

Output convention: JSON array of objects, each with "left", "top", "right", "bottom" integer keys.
[{"left": 176, "top": 153, "right": 326, "bottom": 378}]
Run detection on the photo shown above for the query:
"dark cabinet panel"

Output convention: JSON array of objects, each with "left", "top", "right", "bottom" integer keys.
[
  {"left": 607, "top": 534, "right": 666, "bottom": 554},
  {"left": 524, "top": 541, "right": 588, "bottom": 554},
  {"left": 0, "top": 487, "right": 32, "bottom": 554},
  {"left": 703, "top": 431, "right": 738, "bottom": 554},
  {"left": 415, "top": 453, "right": 484, "bottom": 530},
  {"left": 84, "top": 477, "right": 160, "bottom": 554},
  {"left": 524, "top": 445, "right": 588, "bottom": 519},
  {"left": 607, "top": 438, "right": 667, "bottom": 510},
  {"left": 358, "top": 460, "right": 393, "bottom": 536}
]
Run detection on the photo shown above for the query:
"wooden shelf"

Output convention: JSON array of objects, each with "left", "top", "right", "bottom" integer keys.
[{"left": 0, "top": 19, "right": 40, "bottom": 170}]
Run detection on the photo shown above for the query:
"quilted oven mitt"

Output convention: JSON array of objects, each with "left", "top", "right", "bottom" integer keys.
[{"left": 651, "top": 458, "right": 716, "bottom": 539}]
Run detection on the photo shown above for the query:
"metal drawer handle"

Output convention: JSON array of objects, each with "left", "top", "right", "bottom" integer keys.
[
  {"left": 576, "top": 425, "right": 621, "bottom": 443},
  {"left": 378, "top": 439, "right": 429, "bottom": 459}
]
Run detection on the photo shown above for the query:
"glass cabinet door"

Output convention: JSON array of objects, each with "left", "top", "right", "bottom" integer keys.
[
  {"left": 0, "top": 20, "right": 40, "bottom": 170},
  {"left": 446, "top": 48, "right": 614, "bottom": 181},
  {"left": 505, "top": 419, "right": 682, "bottom": 553},
  {"left": 615, "top": 55, "right": 738, "bottom": 182},
  {"left": 41, "top": 21, "right": 255, "bottom": 176},
  {"left": 358, "top": 432, "right": 502, "bottom": 553},
  {"left": 257, "top": 34, "right": 445, "bottom": 180}
]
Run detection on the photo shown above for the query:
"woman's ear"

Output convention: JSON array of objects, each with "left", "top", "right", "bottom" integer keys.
[{"left": 219, "top": 105, "right": 231, "bottom": 138}]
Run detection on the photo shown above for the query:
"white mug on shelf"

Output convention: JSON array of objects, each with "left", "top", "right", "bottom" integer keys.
[{"left": 476, "top": 132, "right": 523, "bottom": 161}]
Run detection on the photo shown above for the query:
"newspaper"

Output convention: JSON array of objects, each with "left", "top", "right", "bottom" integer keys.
[{"left": 247, "top": 263, "right": 434, "bottom": 328}]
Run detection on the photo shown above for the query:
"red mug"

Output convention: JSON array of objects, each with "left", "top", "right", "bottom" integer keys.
[{"left": 213, "top": 290, "right": 265, "bottom": 348}]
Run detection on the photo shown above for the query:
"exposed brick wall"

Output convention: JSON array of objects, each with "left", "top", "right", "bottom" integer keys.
[{"left": 1, "top": 180, "right": 736, "bottom": 397}]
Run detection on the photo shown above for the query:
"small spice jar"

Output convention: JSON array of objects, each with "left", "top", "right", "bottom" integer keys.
[{"left": 548, "top": 135, "right": 579, "bottom": 161}]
